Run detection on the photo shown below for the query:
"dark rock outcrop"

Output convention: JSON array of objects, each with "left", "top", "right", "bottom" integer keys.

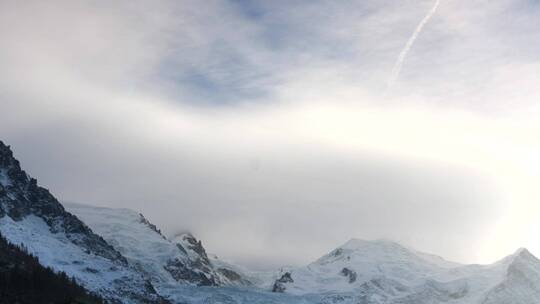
[
  {"left": 217, "top": 267, "right": 252, "bottom": 286},
  {"left": 218, "top": 268, "right": 242, "bottom": 282},
  {"left": 164, "top": 257, "right": 218, "bottom": 286},
  {"left": 340, "top": 267, "right": 357, "bottom": 283},
  {"left": 165, "top": 233, "right": 223, "bottom": 286},
  {"left": 0, "top": 141, "right": 126, "bottom": 264},
  {"left": 272, "top": 272, "right": 294, "bottom": 292},
  {"left": 0, "top": 141, "right": 167, "bottom": 303},
  {"left": 139, "top": 213, "right": 167, "bottom": 240}
]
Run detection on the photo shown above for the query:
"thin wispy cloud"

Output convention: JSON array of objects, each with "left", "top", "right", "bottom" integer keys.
[{"left": 386, "top": 0, "right": 441, "bottom": 92}]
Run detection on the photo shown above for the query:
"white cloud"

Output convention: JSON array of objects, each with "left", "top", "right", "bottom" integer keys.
[{"left": 1, "top": 0, "right": 540, "bottom": 269}]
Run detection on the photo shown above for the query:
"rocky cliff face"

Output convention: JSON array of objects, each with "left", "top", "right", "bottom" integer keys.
[
  {"left": 0, "top": 141, "right": 166, "bottom": 304},
  {"left": 168, "top": 233, "right": 220, "bottom": 286},
  {"left": 0, "top": 141, "right": 125, "bottom": 263},
  {"left": 272, "top": 272, "right": 294, "bottom": 293}
]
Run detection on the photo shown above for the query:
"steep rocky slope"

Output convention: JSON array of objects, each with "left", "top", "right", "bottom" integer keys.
[
  {"left": 0, "top": 141, "right": 165, "bottom": 303},
  {"left": 66, "top": 203, "right": 252, "bottom": 299}
]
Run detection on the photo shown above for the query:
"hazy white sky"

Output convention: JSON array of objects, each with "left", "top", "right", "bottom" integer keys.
[{"left": 2, "top": 0, "right": 540, "bottom": 270}]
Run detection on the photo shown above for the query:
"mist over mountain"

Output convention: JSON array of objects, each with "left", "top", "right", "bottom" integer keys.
[
  {"left": 2, "top": 140, "right": 540, "bottom": 303},
  {"left": 2, "top": 0, "right": 540, "bottom": 303},
  {"left": 5, "top": 0, "right": 540, "bottom": 269}
]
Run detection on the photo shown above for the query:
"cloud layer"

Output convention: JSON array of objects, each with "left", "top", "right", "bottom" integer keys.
[{"left": 2, "top": 0, "right": 540, "bottom": 269}]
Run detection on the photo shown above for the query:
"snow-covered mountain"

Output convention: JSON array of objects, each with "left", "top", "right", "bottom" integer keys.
[
  {"left": 65, "top": 203, "right": 253, "bottom": 299},
  {"left": 270, "top": 238, "right": 540, "bottom": 303},
  {"left": 3, "top": 138, "right": 540, "bottom": 304},
  {"left": 0, "top": 141, "right": 166, "bottom": 304},
  {"left": 272, "top": 239, "right": 462, "bottom": 295}
]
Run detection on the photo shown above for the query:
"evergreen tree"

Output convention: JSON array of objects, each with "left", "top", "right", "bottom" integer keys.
[{"left": 0, "top": 232, "right": 105, "bottom": 304}]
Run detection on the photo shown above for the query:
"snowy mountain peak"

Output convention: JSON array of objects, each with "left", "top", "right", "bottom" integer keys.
[
  {"left": 66, "top": 203, "right": 254, "bottom": 293},
  {"left": 338, "top": 238, "right": 411, "bottom": 254},
  {"left": 503, "top": 247, "right": 540, "bottom": 270},
  {"left": 6, "top": 138, "right": 540, "bottom": 304},
  {"left": 0, "top": 141, "right": 165, "bottom": 303},
  {"left": 480, "top": 248, "right": 540, "bottom": 304},
  {"left": 315, "top": 238, "right": 459, "bottom": 270},
  {"left": 315, "top": 238, "right": 408, "bottom": 266},
  {"left": 0, "top": 141, "right": 125, "bottom": 263},
  {"left": 514, "top": 247, "right": 533, "bottom": 258},
  {"left": 493, "top": 247, "right": 537, "bottom": 268},
  {"left": 269, "top": 237, "right": 540, "bottom": 304},
  {"left": 170, "top": 232, "right": 209, "bottom": 261}
]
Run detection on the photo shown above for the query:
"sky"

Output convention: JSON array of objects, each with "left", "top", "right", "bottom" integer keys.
[{"left": 1, "top": 0, "right": 540, "bottom": 270}]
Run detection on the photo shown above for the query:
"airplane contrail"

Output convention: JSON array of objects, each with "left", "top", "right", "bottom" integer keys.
[{"left": 386, "top": 0, "right": 441, "bottom": 92}]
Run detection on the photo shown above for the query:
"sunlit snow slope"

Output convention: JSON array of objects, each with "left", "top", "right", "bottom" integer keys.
[{"left": 271, "top": 239, "right": 540, "bottom": 303}]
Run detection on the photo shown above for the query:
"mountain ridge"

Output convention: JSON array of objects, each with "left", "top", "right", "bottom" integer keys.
[
  {"left": 65, "top": 201, "right": 254, "bottom": 301},
  {"left": 269, "top": 237, "right": 540, "bottom": 304},
  {"left": 2, "top": 139, "right": 540, "bottom": 304},
  {"left": 0, "top": 141, "right": 167, "bottom": 303}
]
